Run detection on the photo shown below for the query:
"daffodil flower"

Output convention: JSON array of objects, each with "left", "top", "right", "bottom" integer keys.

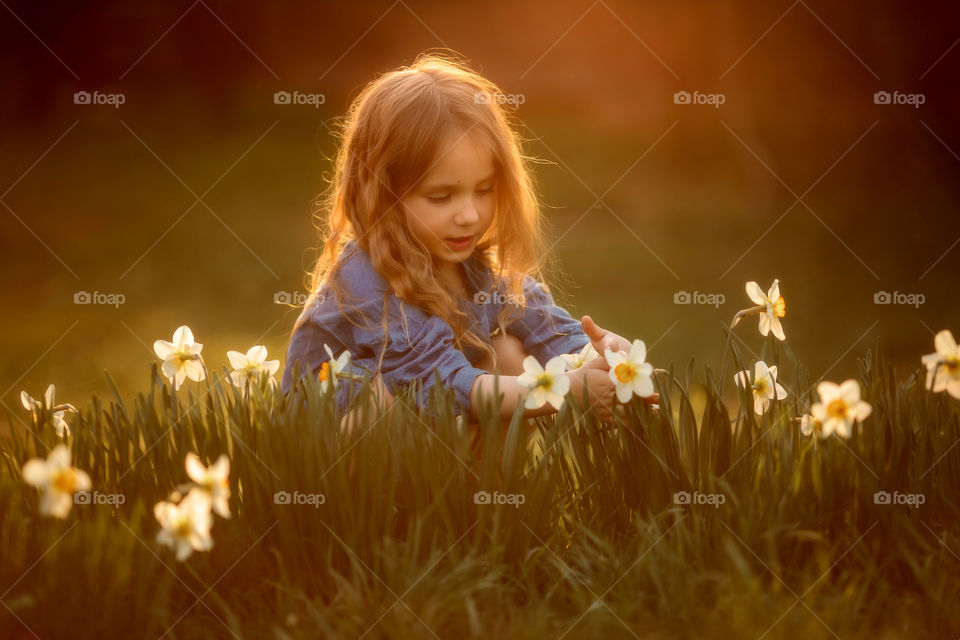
[
  {"left": 20, "top": 384, "right": 74, "bottom": 437},
  {"left": 734, "top": 360, "right": 788, "bottom": 415},
  {"left": 921, "top": 329, "right": 960, "bottom": 399},
  {"left": 798, "top": 413, "right": 824, "bottom": 438},
  {"left": 604, "top": 339, "right": 655, "bottom": 403},
  {"left": 318, "top": 344, "right": 351, "bottom": 393},
  {"left": 227, "top": 345, "right": 280, "bottom": 396},
  {"left": 153, "top": 325, "right": 206, "bottom": 389},
  {"left": 737, "top": 279, "right": 786, "bottom": 341},
  {"left": 21, "top": 444, "right": 91, "bottom": 518},
  {"left": 517, "top": 355, "right": 570, "bottom": 410},
  {"left": 185, "top": 453, "right": 231, "bottom": 519},
  {"left": 559, "top": 342, "right": 600, "bottom": 370},
  {"left": 154, "top": 487, "right": 214, "bottom": 561},
  {"left": 810, "top": 379, "right": 872, "bottom": 439}
]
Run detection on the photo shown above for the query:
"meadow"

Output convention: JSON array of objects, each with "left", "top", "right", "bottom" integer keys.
[{"left": 2, "top": 300, "right": 958, "bottom": 640}]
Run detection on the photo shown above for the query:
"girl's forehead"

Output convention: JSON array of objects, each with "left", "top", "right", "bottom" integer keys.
[{"left": 421, "top": 131, "right": 496, "bottom": 184}]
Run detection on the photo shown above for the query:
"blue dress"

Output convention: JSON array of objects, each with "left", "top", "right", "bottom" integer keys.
[{"left": 279, "top": 239, "right": 591, "bottom": 417}]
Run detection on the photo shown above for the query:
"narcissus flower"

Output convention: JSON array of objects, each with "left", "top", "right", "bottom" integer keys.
[
  {"left": 734, "top": 360, "right": 788, "bottom": 415},
  {"left": 21, "top": 444, "right": 91, "bottom": 518},
  {"left": 743, "top": 279, "right": 786, "bottom": 340},
  {"left": 20, "top": 384, "right": 73, "bottom": 437},
  {"left": 517, "top": 355, "right": 570, "bottom": 410},
  {"left": 318, "top": 344, "right": 351, "bottom": 393},
  {"left": 559, "top": 342, "right": 600, "bottom": 370},
  {"left": 921, "top": 329, "right": 960, "bottom": 399},
  {"left": 154, "top": 487, "right": 214, "bottom": 561},
  {"left": 185, "top": 453, "right": 231, "bottom": 519},
  {"left": 798, "top": 413, "right": 824, "bottom": 438},
  {"left": 153, "top": 325, "right": 206, "bottom": 389},
  {"left": 227, "top": 345, "right": 280, "bottom": 396},
  {"left": 604, "top": 339, "right": 655, "bottom": 403},
  {"left": 811, "top": 379, "right": 872, "bottom": 439}
]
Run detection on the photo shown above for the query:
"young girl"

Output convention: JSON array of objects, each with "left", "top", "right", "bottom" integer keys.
[{"left": 280, "top": 52, "right": 651, "bottom": 433}]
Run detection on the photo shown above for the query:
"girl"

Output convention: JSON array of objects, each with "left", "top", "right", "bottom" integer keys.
[{"left": 280, "top": 52, "right": 653, "bottom": 435}]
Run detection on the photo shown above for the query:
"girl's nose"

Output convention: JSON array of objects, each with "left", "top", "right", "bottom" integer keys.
[{"left": 455, "top": 196, "right": 481, "bottom": 225}]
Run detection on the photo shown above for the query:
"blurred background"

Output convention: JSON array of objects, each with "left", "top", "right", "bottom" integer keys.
[{"left": 1, "top": 0, "right": 957, "bottom": 419}]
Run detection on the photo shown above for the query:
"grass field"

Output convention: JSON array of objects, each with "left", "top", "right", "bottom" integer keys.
[{"left": 1, "top": 314, "right": 958, "bottom": 639}]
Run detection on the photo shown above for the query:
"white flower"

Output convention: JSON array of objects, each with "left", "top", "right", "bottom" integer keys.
[
  {"left": 185, "top": 453, "right": 231, "bottom": 519},
  {"left": 21, "top": 444, "right": 91, "bottom": 518},
  {"left": 517, "top": 355, "right": 570, "bottom": 410},
  {"left": 799, "top": 413, "right": 824, "bottom": 438},
  {"left": 745, "top": 279, "right": 786, "bottom": 341},
  {"left": 733, "top": 360, "right": 788, "bottom": 415},
  {"left": 317, "top": 344, "right": 351, "bottom": 393},
  {"left": 154, "top": 487, "right": 214, "bottom": 561},
  {"left": 604, "top": 339, "right": 655, "bottom": 403},
  {"left": 559, "top": 342, "right": 600, "bottom": 370},
  {"left": 20, "top": 384, "right": 71, "bottom": 437},
  {"left": 810, "top": 379, "right": 872, "bottom": 439},
  {"left": 153, "top": 325, "right": 206, "bottom": 389},
  {"left": 227, "top": 345, "right": 280, "bottom": 396},
  {"left": 921, "top": 329, "right": 960, "bottom": 399}
]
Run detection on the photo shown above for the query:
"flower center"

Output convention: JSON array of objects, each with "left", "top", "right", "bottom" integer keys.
[
  {"left": 752, "top": 378, "right": 769, "bottom": 394},
  {"left": 772, "top": 295, "right": 786, "bottom": 318},
  {"left": 317, "top": 361, "right": 330, "bottom": 382},
  {"left": 945, "top": 356, "right": 960, "bottom": 376},
  {"left": 535, "top": 373, "right": 553, "bottom": 389},
  {"left": 174, "top": 515, "right": 193, "bottom": 538},
  {"left": 614, "top": 363, "right": 635, "bottom": 383},
  {"left": 52, "top": 468, "right": 77, "bottom": 494},
  {"left": 826, "top": 398, "right": 847, "bottom": 419}
]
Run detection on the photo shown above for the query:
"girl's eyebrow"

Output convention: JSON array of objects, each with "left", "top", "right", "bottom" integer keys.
[{"left": 422, "top": 171, "right": 495, "bottom": 191}]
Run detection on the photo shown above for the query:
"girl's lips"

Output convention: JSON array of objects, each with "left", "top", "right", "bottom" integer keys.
[{"left": 445, "top": 235, "right": 474, "bottom": 249}]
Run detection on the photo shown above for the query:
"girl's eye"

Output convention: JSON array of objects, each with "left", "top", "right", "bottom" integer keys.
[
  {"left": 427, "top": 194, "right": 450, "bottom": 203},
  {"left": 477, "top": 187, "right": 495, "bottom": 195}
]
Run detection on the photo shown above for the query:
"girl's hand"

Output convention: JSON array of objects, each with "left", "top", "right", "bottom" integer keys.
[
  {"left": 566, "top": 357, "right": 625, "bottom": 422},
  {"left": 582, "top": 315, "right": 632, "bottom": 359}
]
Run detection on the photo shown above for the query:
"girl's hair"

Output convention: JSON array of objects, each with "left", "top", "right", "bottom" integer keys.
[{"left": 295, "top": 51, "right": 551, "bottom": 370}]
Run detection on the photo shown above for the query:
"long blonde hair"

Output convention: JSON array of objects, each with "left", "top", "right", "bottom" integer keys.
[{"left": 295, "top": 51, "right": 551, "bottom": 370}]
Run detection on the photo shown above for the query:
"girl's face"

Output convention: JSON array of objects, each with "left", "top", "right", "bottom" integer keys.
[{"left": 401, "top": 130, "right": 496, "bottom": 269}]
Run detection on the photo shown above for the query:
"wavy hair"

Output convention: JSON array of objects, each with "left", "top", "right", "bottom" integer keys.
[{"left": 294, "top": 51, "right": 551, "bottom": 371}]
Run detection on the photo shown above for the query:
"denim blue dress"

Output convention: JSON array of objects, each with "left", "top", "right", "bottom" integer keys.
[{"left": 280, "top": 239, "right": 591, "bottom": 416}]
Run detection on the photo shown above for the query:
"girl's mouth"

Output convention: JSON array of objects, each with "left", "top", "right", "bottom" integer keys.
[{"left": 445, "top": 235, "right": 474, "bottom": 250}]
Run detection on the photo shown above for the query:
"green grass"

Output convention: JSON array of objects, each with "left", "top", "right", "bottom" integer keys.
[{"left": 1, "top": 330, "right": 958, "bottom": 639}]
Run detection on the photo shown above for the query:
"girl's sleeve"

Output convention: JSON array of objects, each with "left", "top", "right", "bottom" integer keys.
[
  {"left": 367, "top": 299, "right": 490, "bottom": 417},
  {"left": 505, "top": 276, "right": 592, "bottom": 364}
]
